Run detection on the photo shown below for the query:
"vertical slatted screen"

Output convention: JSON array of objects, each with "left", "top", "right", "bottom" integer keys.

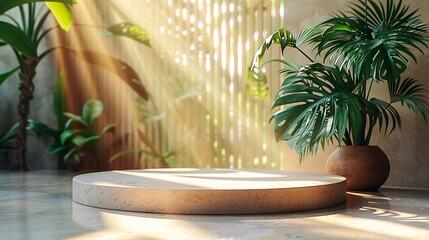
[{"left": 58, "top": 0, "right": 305, "bottom": 170}]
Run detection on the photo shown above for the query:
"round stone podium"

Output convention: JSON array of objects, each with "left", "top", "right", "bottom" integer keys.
[{"left": 73, "top": 168, "right": 346, "bottom": 214}]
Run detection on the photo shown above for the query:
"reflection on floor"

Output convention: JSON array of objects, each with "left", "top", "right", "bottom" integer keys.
[{"left": 0, "top": 171, "right": 428, "bottom": 240}]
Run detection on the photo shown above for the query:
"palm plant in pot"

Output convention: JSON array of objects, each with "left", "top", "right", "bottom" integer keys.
[{"left": 249, "top": 0, "right": 429, "bottom": 190}]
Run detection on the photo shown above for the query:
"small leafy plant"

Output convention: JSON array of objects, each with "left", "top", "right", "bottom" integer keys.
[{"left": 32, "top": 99, "right": 115, "bottom": 171}]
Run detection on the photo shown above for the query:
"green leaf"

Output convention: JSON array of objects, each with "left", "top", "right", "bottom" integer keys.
[
  {"left": 53, "top": 72, "right": 66, "bottom": 129},
  {"left": 64, "top": 112, "right": 87, "bottom": 126},
  {"left": 315, "top": 0, "right": 428, "bottom": 81},
  {"left": 64, "top": 148, "right": 78, "bottom": 162},
  {"left": 28, "top": 119, "right": 59, "bottom": 138},
  {"left": 270, "top": 63, "right": 373, "bottom": 155},
  {"left": 48, "top": 145, "right": 69, "bottom": 154},
  {"left": 105, "top": 23, "right": 151, "bottom": 47},
  {"left": 246, "top": 67, "right": 268, "bottom": 99},
  {"left": 0, "top": 21, "right": 37, "bottom": 58},
  {"left": 0, "top": 123, "right": 18, "bottom": 145},
  {"left": 100, "top": 124, "right": 116, "bottom": 135},
  {"left": 348, "top": 98, "right": 365, "bottom": 145},
  {"left": 82, "top": 99, "right": 103, "bottom": 125},
  {"left": 72, "top": 135, "right": 99, "bottom": 147},
  {"left": 60, "top": 129, "right": 80, "bottom": 144},
  {"left": 389, "top": 78, "right": 429, "bottom": 121},
  {"left": 0, "top": 0, "right": 76, "bottom": 14},
  {"left": 0, "top": 67, "right": 19, "bottom": 86},
  {"left": 45, "top": 2, "right": 73, "bottom": 32}
]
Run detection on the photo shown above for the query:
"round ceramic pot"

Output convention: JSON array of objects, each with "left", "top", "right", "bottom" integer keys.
[{"left": 326, "top": 146, "right": 390, "bottom": 191}]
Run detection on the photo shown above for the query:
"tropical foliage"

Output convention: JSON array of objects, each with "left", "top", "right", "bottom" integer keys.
[
  {"left": 0, "top": 1, "right": 150, "bottom": 170},
  {"left": 31, "top": 99, "right": 115, "bottom": 171},
  {"left": 0, "top": 123, "right": 19, "bottom": 157},
  {"left": 249, "top": 0, "right": 429, "bottom": 159},
  {"left": 0, "top": 0, "right": 76, "bottom": 170}
]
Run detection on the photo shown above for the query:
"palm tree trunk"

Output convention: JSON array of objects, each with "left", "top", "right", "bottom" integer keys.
[{"left": 11, "top": 57, "right": 37, "bottom": 171}]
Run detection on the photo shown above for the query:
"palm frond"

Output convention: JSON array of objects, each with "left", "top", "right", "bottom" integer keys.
[
  {"left": 271, "top": 63, "right": 371, "bottom": 156},
  {"left": 389, "top": 78, "right": 429, "bottom": 121},
  {"left": 316, "top": 0, "right": 428, "bottom": 81}
]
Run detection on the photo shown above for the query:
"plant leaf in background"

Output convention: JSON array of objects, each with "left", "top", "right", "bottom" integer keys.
[
  {"left": 246, "top": 67, "right": 268, "bottom": 99},
  {"left": 247, "top": 26, "right": 321, "bottom": 99},
  {"left": 82, "top": 99, "right": 104, "bottom": 125},
  {"left": 0, "top": 123, "right": 19, "bottom": 153},
  {"left": 0, "top": 0, "right": 76, "bottom": 14},
  {"left": 62, "top": 48, "right": 149, "bottom": 100},
  {"left": 388, "top": 78, "right": 429, "bottom": 121},
  {"left": 0, "top": 21, "right": 37, "bottom": 58},
  {"left": 135, "top": 97, "right": 165, "bottom": 123},
  {"left": 45, "top": 2, "right": 73, "bottom": 31},
  {"left": 53, "top": 73, "right": 66, "bottom": 130},
  {"left": 0, "top": 67, "right": 19, "bottom": 86},
  {"left": 105, "top": 23, "right": 151, "bottom": 47}
]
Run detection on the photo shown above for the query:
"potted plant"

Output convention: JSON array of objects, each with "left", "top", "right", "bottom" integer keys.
[{"left": 249, "top": 0, "right": 429, "bottom": 190}]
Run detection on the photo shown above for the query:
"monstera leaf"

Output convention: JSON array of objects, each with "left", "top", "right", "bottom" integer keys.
[{"left": 247, "top": 26, "right": 321, "bottom": 99}]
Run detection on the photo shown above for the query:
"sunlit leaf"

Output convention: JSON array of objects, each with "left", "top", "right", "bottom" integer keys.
[
  {"left": 60, "top": 129, "right": 80, "bottom": 145},
  {"left": 45, "top": 2, "right": 73, "bottom": 32},
  {"left": 389, "top": 78, "right": 429, "bottom": 121},
  {"left": 82, "top": 99, "right": 104, "bottom": 125},
  {"left": 105, "top": 23, "right": 151, "bottom": 47},
  {"left": 246, "top": 67, "right": 268, "bottom": 99}
]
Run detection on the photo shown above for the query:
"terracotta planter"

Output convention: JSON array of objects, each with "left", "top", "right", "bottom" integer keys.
[{"left": 326, "top": 146, "right": 390, "bottom": 191}]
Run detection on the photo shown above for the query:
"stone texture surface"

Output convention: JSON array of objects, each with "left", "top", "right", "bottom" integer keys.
[
  {"left": 73, "top": 168, "right": 346, "bottom": 214},
  {"left": 1, "top": 171, "right": 428, "bottom": 240}
]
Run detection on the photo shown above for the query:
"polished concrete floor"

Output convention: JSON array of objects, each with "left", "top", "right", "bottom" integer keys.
[{"left": 0, "top": 171, "right": 428, "bottom": 240}]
